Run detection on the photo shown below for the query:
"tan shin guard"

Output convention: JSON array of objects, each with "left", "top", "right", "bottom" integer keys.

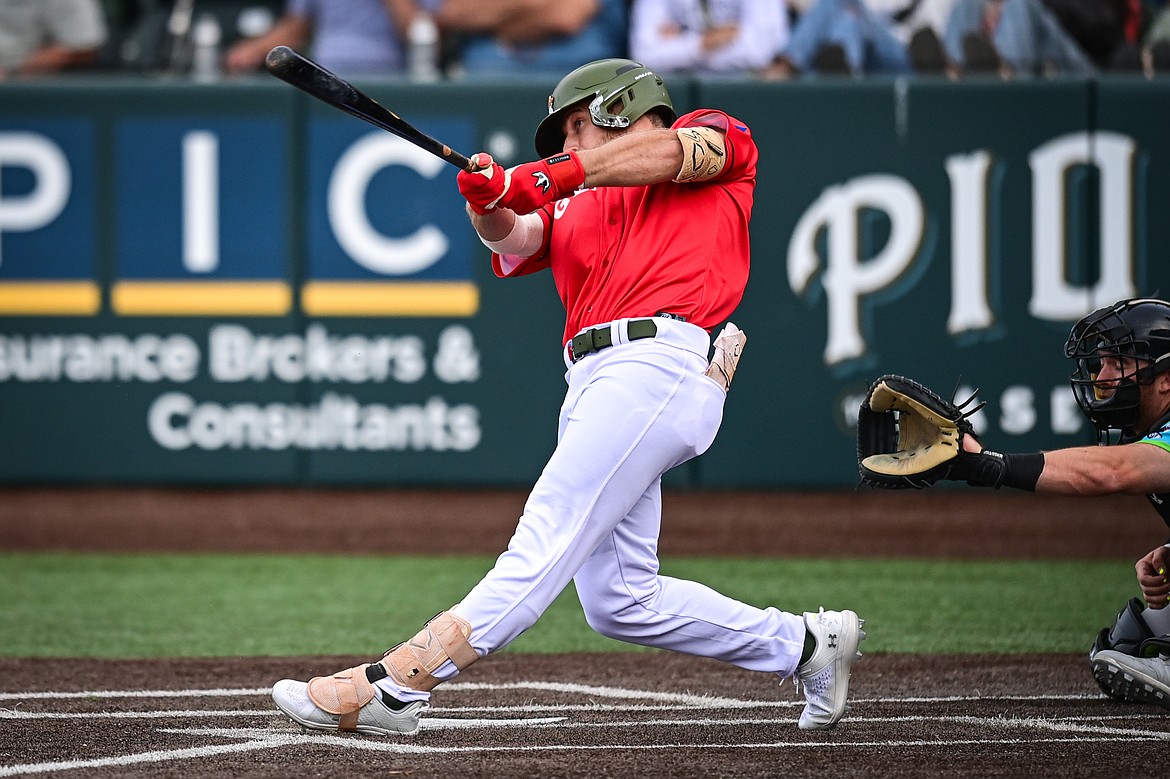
[
  {"left": 304, "top": 610, "right": 477, "bottom": 731},
  {"left": 382, "top": 611, "right": 478, "bottom": 691}
]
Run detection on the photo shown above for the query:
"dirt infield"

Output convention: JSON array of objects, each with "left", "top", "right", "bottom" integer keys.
[
  {"left": 0, "top": 486, "right": 1158, "bottom": 559},
  {"left": 2, "top": 653, "right": 1168, "bottom": 778},
  {"left": 2, "top": 487, "right": 1168, "bottom": 777}
]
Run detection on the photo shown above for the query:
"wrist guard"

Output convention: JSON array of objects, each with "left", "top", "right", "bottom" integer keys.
[{"left": 949, "top": 449, "right": 1044, "bottom": 491}]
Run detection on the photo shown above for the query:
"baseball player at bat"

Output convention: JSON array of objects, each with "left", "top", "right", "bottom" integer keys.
[
  {"left": 857, "top": 297, "right": 1170, "bottom": 710},
  {"left": 272, "top": 58, "right": 866, "bottom": 736}
]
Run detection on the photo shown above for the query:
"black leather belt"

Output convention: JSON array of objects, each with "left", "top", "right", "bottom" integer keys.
[{"left": 569, "top": 319, "right": 657, "bottom": 363}]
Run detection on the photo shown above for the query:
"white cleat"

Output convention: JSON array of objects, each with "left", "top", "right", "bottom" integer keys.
[
  {"left": 272, "top": 678, "right": 429, "bottom": 736},
  {"left": 795, "top": 608, "right": 866, "bottom": 730},
  {"left": 1090, "top": 650, "right": 1170, "bottom": 710}
]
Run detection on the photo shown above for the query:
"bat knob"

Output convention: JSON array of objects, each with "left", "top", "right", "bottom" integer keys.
[
  {"left": 462, "top": 152, "right": 488, "bottom": 173},
  {"left": 265, "top": 45, "right": 296, "bottom": 75}
]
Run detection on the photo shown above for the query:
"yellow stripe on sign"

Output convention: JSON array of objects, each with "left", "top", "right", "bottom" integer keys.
[
  {"left": 112, "top": 281, "right": 292, "bottom": 316},
  {"left": 302, "top": 281, "right": 480, "bottom": 317},
  {"left": 0, "top": 282, "right": 101, "bottom": 315}
]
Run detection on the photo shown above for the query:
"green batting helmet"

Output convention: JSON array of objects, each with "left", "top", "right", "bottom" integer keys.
[{"left": 534, "top": 58, "right": 676, "bottom": 158}]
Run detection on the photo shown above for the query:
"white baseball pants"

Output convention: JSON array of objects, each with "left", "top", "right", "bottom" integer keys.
[{"left": 387, "top": 318, "right": 808, "bottom": 696}]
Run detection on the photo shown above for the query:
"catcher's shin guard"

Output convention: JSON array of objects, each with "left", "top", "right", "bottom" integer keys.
[
  {"left": 1089, "top": 597, "right": 1156, "bottom": 701},
  {"left": 1092, "top": 597, "right": 1155, "bottom": 659}
]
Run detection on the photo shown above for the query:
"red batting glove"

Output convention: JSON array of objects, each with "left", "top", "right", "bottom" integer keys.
[
  {"left": 498, "top": 152, "right": 586, "bottom": 214},
  {"left": 456, "top": 151, "right": 586, "bottom": 216},
  {"left": 457, "top": 153, "right": 506, "bottom": 215}
]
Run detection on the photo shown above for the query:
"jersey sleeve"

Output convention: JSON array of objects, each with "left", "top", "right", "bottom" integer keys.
[
  {"left": 672, "top": 109, "right": 757, "bottom": 182},
  {"left": 1138, "top": 421, "right": 1170, "bottom": 454},
  {"left": 489, "top": 208, "right": 553, "bottom": 278}
]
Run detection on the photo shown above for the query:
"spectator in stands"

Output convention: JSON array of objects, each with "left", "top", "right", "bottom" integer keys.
[
  {"left": 0, "top": 0, "right": 109, "bottom": 77},
  {"left": 899, "top": 0, "right": 962, "bottom": 75},
  {"left": 1041, "top": 0, "right": 1141, "bottom": 71},
  {"left": 941, "top": 0, "right": 1097, "bottom": 76},
  {"left": 629, "top": 0, "right": 790, "bottom": 76},
  {"left": 1142, "top": 1, "right": 1170, "bottom": 74},
  {"left": 224, "top": 0, "right": 439, "bottom": 76},
  {"left": 764, "top": 0, "right": 958, "bottom": 78},
  {"left": 432, "top": 0, "right": 626, "bottom": 78}
]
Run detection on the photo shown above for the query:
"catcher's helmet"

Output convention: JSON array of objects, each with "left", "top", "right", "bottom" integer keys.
[
  {"left": 1064, "top": 297, "right": 1170, "bottom": 441},
  {"left": 534, "top": 58, "right": 675, "bottom": 158}
]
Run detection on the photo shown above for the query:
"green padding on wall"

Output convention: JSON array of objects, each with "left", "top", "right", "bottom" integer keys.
[{"left": 0, "top": 78, "right": 1165, "bottom": 486}]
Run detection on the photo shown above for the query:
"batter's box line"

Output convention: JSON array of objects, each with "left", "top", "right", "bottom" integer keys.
[
  {"left": 0, "top": 688, "right": 271, "bottom": 701},
  {"left": 0, "top": 683, "right": 1105, "bottom": 706},
  {"left": 0, "top": 702, "right": 798, "bottom": 720},
  {"left": 841, "top": 713, "right": 1169, "bottom": 738},
  {"left": 3, "top": 726, "right": 1161, "bottom": 779},
  {"left": 4, "top": 709, "right": 1165, "bottom": 735},
  {"left": 3, "top": 718, "right": 1165, "bottom": 777},
  {"left": 0, "top": 681, "right": 755, "bottom": 708}
]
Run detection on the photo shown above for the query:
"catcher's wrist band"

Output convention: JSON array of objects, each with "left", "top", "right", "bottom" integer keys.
[{"left": 1001, "top": 452, "right": 1044, "bottom": 492}]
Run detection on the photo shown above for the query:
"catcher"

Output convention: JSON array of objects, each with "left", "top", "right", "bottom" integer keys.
[{"left": 857, "top": 297, "right": 1170, "bottom": 710}]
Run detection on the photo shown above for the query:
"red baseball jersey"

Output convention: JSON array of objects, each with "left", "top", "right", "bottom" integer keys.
[{"left": 491, "top": 109, "right": 758, "bottom": 343}]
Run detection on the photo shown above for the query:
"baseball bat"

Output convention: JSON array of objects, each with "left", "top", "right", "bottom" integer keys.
[{"left": 265, "top": 45, "right": 476, "bottom": 172}]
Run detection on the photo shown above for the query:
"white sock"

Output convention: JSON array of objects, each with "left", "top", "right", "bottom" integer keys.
[
  {"left": 373, "top": 676, "right": 431, "bottom": 705},
  {"left": 1143, "top": 604, "right": 1170, "bottom": 636}
]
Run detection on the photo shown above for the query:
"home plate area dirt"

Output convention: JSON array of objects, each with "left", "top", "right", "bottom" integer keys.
[
  {"left": 2, "top": 653, "right": 1169, "bottom": 778},
  {"left": 1, "top": 487, "right": 1169, "bottom": 777}
]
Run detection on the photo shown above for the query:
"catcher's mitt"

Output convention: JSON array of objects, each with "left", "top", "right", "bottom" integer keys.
[{"left": 856, "top": 374, "right": 982, "bottom": 489}]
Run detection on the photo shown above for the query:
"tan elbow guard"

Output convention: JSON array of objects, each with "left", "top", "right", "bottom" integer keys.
[{"left": 675, "top": 126, "right": 727, "bottom": 183}]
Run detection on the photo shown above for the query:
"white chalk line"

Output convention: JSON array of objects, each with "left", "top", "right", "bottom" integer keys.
[
  {"left": 0, "top": 698, "right": 1112, "bottom": 717},
  {"left": 1, "top": 683, "right": 1165, "bottom": 778},
  {"left": 0, "top": 709, "right": 267, "bottom": 720},
  {"left": 2, "top": 726, "right": 1165, "bottom": 778},
  {"left": 1, "top": 709, "right": 1162, "bottom": 731},
  {"left": 0, "top": 733, "right": 309, "bottom": 777},
  {"left": 0, "top": 688, "right": 270, "bottom": 701},
  {"left": 0, "top": 681, "right": 1103, "bottom": 704},
  {"left": 0, "top": 681, "right": 743, "bottom": 706}
]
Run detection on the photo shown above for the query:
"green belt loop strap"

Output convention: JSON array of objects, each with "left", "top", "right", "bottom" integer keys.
[{"left": 570, "top": 319, "right": 658, "bottom": 362}]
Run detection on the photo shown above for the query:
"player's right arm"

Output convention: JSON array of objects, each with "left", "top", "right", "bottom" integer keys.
[
  {"left": 456, "top": 153, "right": 550, "bottom": 276},
  {"left": 466, "top": 205, "right": 516, "bottom": 242},
  {"left": 457, "top": 152, "right": 547, "bottom": 257}
]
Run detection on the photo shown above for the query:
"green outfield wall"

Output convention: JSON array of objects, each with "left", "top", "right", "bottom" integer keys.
[{"left": 1, "top": 76, "right": 1166, "bottom": 487}]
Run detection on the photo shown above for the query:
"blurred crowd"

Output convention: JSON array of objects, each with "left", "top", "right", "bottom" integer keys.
[{"left": 3, "top": 0, "right": 1170, "bottom": 81}]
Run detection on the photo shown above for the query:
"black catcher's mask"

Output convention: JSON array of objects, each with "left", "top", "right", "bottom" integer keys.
[{"left": 1065, "top": 297, "right": 1170, "bottom": 442}]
